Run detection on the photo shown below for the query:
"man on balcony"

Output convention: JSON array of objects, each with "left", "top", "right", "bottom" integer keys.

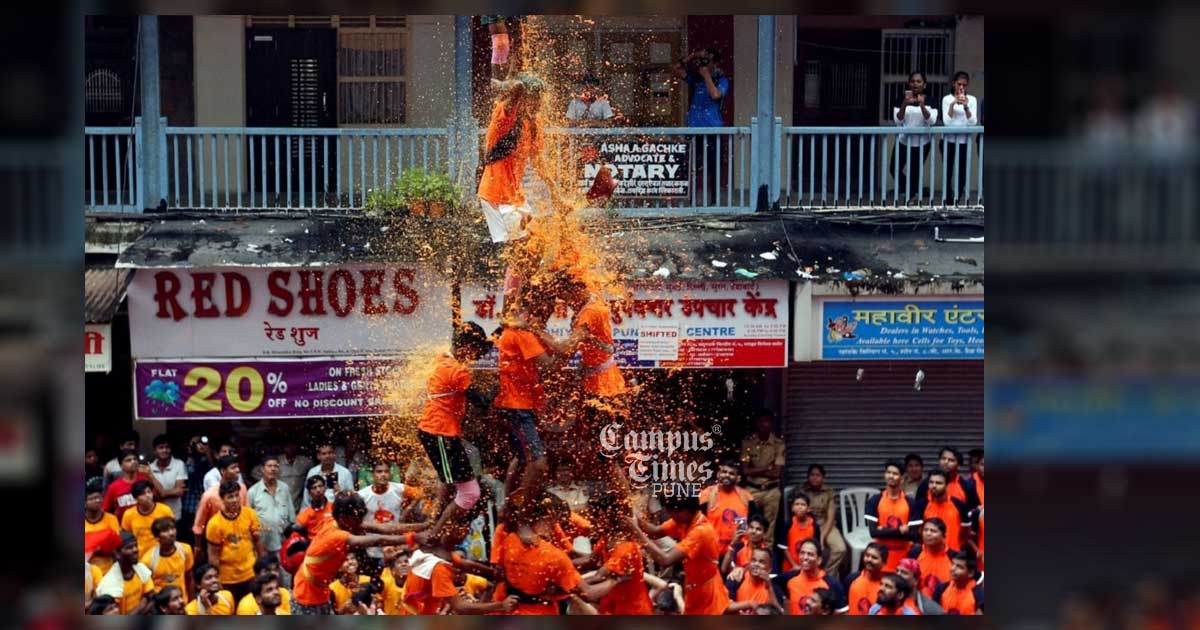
[{"left": 674, "top": 48, "right": 730, "bottom": 206}]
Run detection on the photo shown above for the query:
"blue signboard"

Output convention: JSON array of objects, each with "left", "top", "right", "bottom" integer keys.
[{"left": 820, "top": 300, "right": 984, "bottom": 360}]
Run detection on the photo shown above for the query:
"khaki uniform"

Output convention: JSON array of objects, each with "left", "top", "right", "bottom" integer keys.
[
  {"left": 739, "top": 433, "right": 785, "bottom": 540},
  {"left": 804, "top": 485, "right": 848, "bottom": 580}
]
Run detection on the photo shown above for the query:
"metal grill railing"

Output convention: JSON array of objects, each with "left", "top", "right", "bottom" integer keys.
[
  {"left": 780, "top": 126, "right": 984, "bottom": 210},
  {"left": 84, "top": 126, "right": 140, "bottom": 212}
]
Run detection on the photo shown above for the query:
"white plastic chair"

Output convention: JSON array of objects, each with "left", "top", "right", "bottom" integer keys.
[{"left": 839, "top": 487, "right": 877, "bottom": 575}]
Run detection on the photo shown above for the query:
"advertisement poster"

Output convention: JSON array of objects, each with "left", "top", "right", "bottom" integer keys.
[
  {"left": 463, "top": 280, "right": 788, "bottom": 368},
  {"left": 821, "top": 299, "right": 984, "bottom": 360},
  {"left": 127, "top": 265, "right": 451, "bottom": 359},
  {"left": 134, "top": 358, "right": 408, "bottom": 420},
  {"left": 576, "top": 138, "right": 690, "bottom": 198},
  {"left": 85, "top": 324, "right": 112, "bottom": 373}
]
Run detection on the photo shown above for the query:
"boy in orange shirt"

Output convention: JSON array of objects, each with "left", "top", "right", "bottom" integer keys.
[
  {"left": 296, "top": 476, "right": 336, "bottom": 539},
  {"left": 932, "top": 551, "right": 984, "bottom": 615},
  {"left": 865, "top": 460, "right": 921, "bottom": 572},
  {"left": 724, "top": 547, "right": 784, "bottom": 614},
  {"left": 579, "top": 492, "right": 653, "bottom": 615},
  {"left": 845, "top": 542, "right": 888, "bottom": 615},
  {"left": 779, "top": 538, "right": 843, "bottom": 615},
  {"left": 698, "top": 459, "right": 760, "bottom": 556},
  {"left": 417, "top": 322, "right": 493, "bottom": 539},
  {"left": 478, "top": 74, "right": 553, "bottom": 245},
  {"left": 905, "top": 517, "right": 955, "bottom": 597},
  {"left": 632, "top": 493, "right": 731, "bottom": 615},
  {"left": 405, "top": 530, "right": 516, "bottom": 615}
]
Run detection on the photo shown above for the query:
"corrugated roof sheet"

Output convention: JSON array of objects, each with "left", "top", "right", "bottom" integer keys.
[{"left": 85, "top": 267, "right": 130, "bottom": 323}]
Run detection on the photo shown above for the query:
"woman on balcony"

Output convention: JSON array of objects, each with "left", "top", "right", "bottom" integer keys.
[
  {"left": 942, "top": 71, "right": 979, "bottom": 205},
  {"left": 891, "top": 71, "right": 938, "bottom": 205}
]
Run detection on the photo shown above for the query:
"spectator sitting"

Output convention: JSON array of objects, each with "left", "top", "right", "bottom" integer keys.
[{"left": 566, "top": 74, "right": 615, "bottom": 127}]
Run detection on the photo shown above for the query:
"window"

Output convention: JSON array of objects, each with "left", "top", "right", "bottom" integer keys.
[
  {"left": 85, "top": 68, "right": 122, "bottom": 114},
  {"left": 879, "top": 29, "right": 953, "bottom": 123},
  {"left": 337, "top": 23, "right": 407, "bottom": 125}
]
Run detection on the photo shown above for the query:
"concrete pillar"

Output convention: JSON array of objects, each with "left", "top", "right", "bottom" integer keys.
[
  {"left": 754, "top": 15, "right": 776, "bottom": 210},
  {"left": 139, "top": 16, "right": 161, "bottom": 211}
]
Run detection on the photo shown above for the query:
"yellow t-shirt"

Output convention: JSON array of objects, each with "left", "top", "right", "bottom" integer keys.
[
  {"left": 236, "top": 587, "right": 292, "bottom": 615},
  {"left": 185, "top": 590, "right": 235, "bottom": 615},
  {"left": 329, "top": 575, "right": 371, "bottom": 613},
  {"left": 121, "top": 503, "right": 176, "bottom": 559},
  {"left": 85, "top": 512, "right": 121, "bottom": 573},
  {"left": 140, "top": 542, "right": 194, "bottom": 600},
  {"left": 86, "top": 563, "right": 103, "bottom": 600},
  {"left": 98, "top": 564, "right": 155, "bottom": 615},
  {"left": 205, "top": 507, "right": 261, "bottom": 584},
  {"left": 381, "top": 568, "right": 417, "bottom": 615}
]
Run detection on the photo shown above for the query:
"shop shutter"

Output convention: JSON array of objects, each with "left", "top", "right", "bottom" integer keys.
[{"left": 783, "top": 360, "right": 983, "bottom": 490}]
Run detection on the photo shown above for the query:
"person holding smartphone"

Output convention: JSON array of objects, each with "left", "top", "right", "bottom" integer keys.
[
  {"left": 891, "top": 71, "right": 938, "bottom": 205},
  {"left": 941, "top": 71, "right": 979, "bottom": 205}
]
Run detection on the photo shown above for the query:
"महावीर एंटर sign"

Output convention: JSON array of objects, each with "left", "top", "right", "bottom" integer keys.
[{"left": 821, "top": 299, "right": 984, "bottom": 359}]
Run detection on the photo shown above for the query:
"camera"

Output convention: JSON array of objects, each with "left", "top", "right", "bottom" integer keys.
[{"left": 697, "top": 56, "right": 711, "bottom": 67}]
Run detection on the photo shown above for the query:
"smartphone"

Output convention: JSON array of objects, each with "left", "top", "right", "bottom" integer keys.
[
  {"left": 138, "top": 454, "right": 146, "bottom": 463},
  {"left": 904, "top": 89, "right": 913, "bottom": 100},
  {"left": 200, "top": 436, "right": 209, "bottom": 444}
]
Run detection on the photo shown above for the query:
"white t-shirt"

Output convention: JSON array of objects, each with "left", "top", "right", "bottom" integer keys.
[
  {"left": 893, "top": 99, "right": 938, "bottom": 146},
  {"left": 303, "top": 464, "right": 354, "bottom": 507},
  {"left": 148, "top": 457, "right": 187, "bottom": 517},
  {"left": 357, "top": 482, "right": 412, "bottom": 558},
  {"left": 941, "top": 93, "right": 979, "bottom": 144},
  {"left": 203, "top": 467, "right": 245, "bottom": 491},
  {"left": 566, "top": 98, "right": 615, "bottom": 122}
]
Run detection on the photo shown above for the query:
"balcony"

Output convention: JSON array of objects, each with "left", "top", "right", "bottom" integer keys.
[{"left": 84, "top": 119, "right": 984, "bottom": 215}]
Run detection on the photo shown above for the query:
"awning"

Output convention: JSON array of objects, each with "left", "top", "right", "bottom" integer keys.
[
  {"left": 112, "top": 214, "right": 983, "bottom": 284},
  {"left": 85, "top": 267, "right": 131, "bottom": 323}
]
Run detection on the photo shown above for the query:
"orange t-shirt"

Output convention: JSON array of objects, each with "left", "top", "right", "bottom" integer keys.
[
  {"left": 478, "top": 101, "right": 542, "bottom": 206},
  {"left": 870, "top": 492, "right": 912, "bottom": 572},
  {"left": 573, "top": 302, "right": 626, "bottom": 398},
  {"left": 937, "top": 579, "right": 980, "bottom": 615},
  {"left": 781, "top": 517, "right": 817, "bottom": 572},
  {"left": 492, "top": 531, "right": 582, "bottom": 615},
  {"left": 730, "top": 535, "right": 769, "bottom": 569},
  {"left": 974, "top": 473, "right": 984, "bottom": 505},
  {"left": 418, "top": 355, "right": 473, "bottom": 437},
  {"left": 923, "top": 497, "right": 965, "bottom": 550},
  {"left": 699, "top": 484, "right": 752, "bottom": 556},
  {"left": 661, "top": 513, "right": 730, "bottom": 615},
  {"left": 847, "top": 571, "right": 882, "bottom": 615},
  {"left": 596, "top": 540, "right": 652, "bottom": 615},
  {"left": 293, "top": 528, "right": 351, "bottom": 606},
  {"left": 786, "top": 569, "right": 834, "bottom": 615},
  {"left": 403, "top": 561, "right": 457, "bottom": 615},
  {"left": 494, "top": 328, "right": 546, "bottom": 410},
  {"left": 85, "top": 513, "right": 122, "bottom": 573},
  {"left": 734, "top": 575, "right": 771, "bottom": 612},
  {"left": 913, "top": 544, "right": 954, "bottom": 597},
  {"left": 929, "top": 476, "right": 969, "bottom": 505},
  {"left": 296, "top": 502, "right": 336, "bottom": 540}
]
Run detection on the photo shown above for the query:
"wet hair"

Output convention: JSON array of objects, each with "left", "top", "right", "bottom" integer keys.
[
  {"left": 904, "top": 453, "right": 923, "bottom": 466},
  {"left": 453, "top": 321, "right": 492, "bottom": 357},
  {"left": 883, "top": 572, "right": 912, "bottom": 600},
  {"left": 87, "top": 595, "right": 117, "bottom": 615},
  {"left": 927, "top": 469, "right": 950, "bottom": 484},
  {"left": 131, "top": 479, "right": 154, "bottom": 499},
  {"left": 810, "top": 588, "right": 835, "bottom": 614},
  {"left": 219, "top": 480, "right": 241, "bottom": 499},
  {"left": 216, "top": 455, "right": 239, "bottom": 472},
  {"left": 939, "top": 447, "right": 961, "bottom": 465},
  {"left": 924, "top": 517, "right": 947, "bottom": 536},
  {"left": 884, "top": 460, "right": 904, "bottom": 474},
  {"left": 154, "top": 585, "right": 182, "bottom": 612},
  {"left": 305, "top": 475, "right": 326, "bottom": 491},
  {"left": 333, "top": 491, "right": 368, "bottom": 521},
  {"left": 581, "top": 73, "right": 601, "bottom": 87},
  {"left": 250, "top": 574, "right": 279, "bottom": 599},
  {"left": 807, "top": 463, "right": 825, "bottom": 476},
  {"left": 953, "top": 71, "right": 970, "bottom": 83},
  {"left": 194, "top": 562, "right": 217, "bottom": 583},
  {"left": 151, "top": 516, "right": 176, "bottom": 537},
  {"left": 152, "top": 434, "right": 170, "bottom": 448},
  {"left": 654, "top": 586, "right": 680, "bottom": 613},
  {"left": 748, "top": 514, "right": 769, "bottom": 530},
  {"left": 661, "top": 493, "right": 700, "bottom": 513}
]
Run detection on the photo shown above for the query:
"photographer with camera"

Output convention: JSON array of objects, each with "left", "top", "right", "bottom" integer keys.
[{"left": 674, "top": 48, "right": 730, "bottom": 206}]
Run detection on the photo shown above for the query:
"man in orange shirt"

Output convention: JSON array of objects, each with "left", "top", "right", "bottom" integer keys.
[
  {"left": 724, "top": 547, "right": 784, "bottom": 614},
  {"left": 844, "top": 542, "right": 888, "bottom": 615},
  {"left": 778, "top": 491, "right": 820, "bottom": 573},
  {"left": 914, "top": 469, "right": 971, "bottom": 551},
  {"left": 581, "top": 492, "right": 653, "bottom": 615},
  {"left": 417, "top": 322, "right": 493, "bottom": 539},
  {"left": 192, "top": 456, "right": 248, "bottom": 545},
  {"left": 495, "top": 301, "right": 559, "bottom": 506},
  {"left": 778, "top": 538, "right": 843, "bottom": 615},
  {"left": 865, "top": 460, "right": 921, "bottom": 572},
  {"left": 698, "top": 459, "right": 761, "bottom": 557},
  {"left": 296, "top": 476, "right": 336, "bottom": 540},
  {"left": 916, "top": 447, "right": 980, "bottom": 510},
  {"left": 405, "top": 532, "right": 517, "bottom": 614},
  {"left": 932, "top": 551, "right": 984, "bottom": 615},
  {"left": 969, "top": 448, "right": 984, "bottom": 506},
  {"left": 905, "top": 517, "right": 954, "bottom": 597},
  {"left": 292, "top": 493, "right": 419, "bottom": 615},
  {"left": 478, "top": 73, "right": 554, "bottom": 245},
  {"left": 632, "top": 493, "right": 731, "bottom": 615}
]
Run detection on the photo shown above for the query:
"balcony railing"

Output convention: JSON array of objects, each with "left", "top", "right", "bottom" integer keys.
[{"left": 84, "top": 119, "right": 985, "bottom": 215}]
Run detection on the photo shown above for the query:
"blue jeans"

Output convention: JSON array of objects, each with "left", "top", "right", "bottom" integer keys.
[{"left": 500, "top": 409, "right": 546, "bottom": 465}]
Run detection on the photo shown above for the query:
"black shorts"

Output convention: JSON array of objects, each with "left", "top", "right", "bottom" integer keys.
[{"left": 418, "top": 430, "right": 475, "bottom": 484}]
